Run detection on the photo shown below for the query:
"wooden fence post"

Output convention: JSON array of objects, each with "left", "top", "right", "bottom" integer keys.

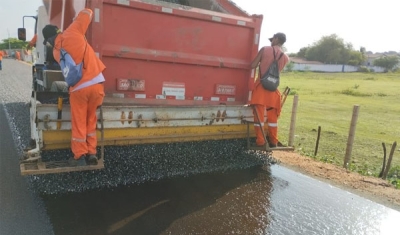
[
  {"left": 343, "top": 105, "right": 360, "bottom": 169},
  {"left": 382, "top": 141, "right": 397, "bottom": 180},
  {"left": 314, "top": 126, "right": 321, "bottom": 156},
  {"left": 378, "top": 142, "right": 387, "bottom": 178},
  {"left": 288, "top": 95, "right": 299, "bottom": 147}
]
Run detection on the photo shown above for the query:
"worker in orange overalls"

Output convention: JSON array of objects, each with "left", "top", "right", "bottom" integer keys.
[
  {"left": 0, "top": 50, "right": 3, "bottom": 70},
  {"left": 42, "top": 8, "right": 106, "bottom": 166},
  {"left": 249, "top": 33, "right": 289, "bottom": 148},
  {"left": 15, "top": 51, "right": 21, "bottom": 60}
]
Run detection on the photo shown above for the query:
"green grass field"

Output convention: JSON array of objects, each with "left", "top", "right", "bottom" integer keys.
[{"left": 277, "top": 72, "right": 400, "bottom": 185}]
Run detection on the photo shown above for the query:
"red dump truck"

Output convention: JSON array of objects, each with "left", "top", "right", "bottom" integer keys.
[{"left": 18, "top": 0, "right": 269, "bottom": 175}]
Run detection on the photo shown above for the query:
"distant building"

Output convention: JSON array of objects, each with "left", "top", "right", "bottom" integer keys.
[
  {"left": 364, "top": 52, "right": 400, "bottom": 67},
  {"left": 289, "top": 57, "right": 323, "bottom": 65},
  {"left": 288, "top": 56, "right": 385, "bottom": 73},
  {"left": 364, "top": 53, "right": 383, "bottom": 66}
]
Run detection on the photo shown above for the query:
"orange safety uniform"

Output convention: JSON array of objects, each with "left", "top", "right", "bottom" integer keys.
[
  {"left": 0, "top": 51, "right": 3, "bottom": 70},
  {"left": 250, "top": 46, "right": 289, "bottom": 146},
  {"left": 15, "top": 51, "right": 21, "bottom": 60},
  {"left": 28, "top": 34, "right": 37, "bottom": 48},
  {"left": 52, "top": 8, "right": 106, "bottom": 159}
]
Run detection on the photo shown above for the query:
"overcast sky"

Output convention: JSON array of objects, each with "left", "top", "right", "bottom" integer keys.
[{"left": 0, "top": 0, "right": 398, "bottom": 53}]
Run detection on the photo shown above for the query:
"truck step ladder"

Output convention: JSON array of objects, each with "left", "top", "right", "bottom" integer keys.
[
  {"left": 20, "top": 159, "right": 105, "bottom": 175},
  {"left": 19, "top": 107, "right": 106, "bottom": 175}
]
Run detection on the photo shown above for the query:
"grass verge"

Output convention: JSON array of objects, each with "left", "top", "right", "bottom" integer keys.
[{"left": 278, "top": 72, "right": 400, "bottom": 187}]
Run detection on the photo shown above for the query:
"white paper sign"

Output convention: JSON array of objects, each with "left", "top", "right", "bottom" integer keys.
[{"left": 162, "top": 82, "right": 185, "bottom": 97}]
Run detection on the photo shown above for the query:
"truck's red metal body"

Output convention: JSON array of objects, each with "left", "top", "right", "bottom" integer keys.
[
  {"left": 47, "top": 0, "right": 262, "bottom": 105},
  {"left": 19, "top": 0, "right": 265, "bottom": 175}
]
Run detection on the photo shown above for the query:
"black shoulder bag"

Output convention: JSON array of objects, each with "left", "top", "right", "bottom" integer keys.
[{"left": 259, "top": 47, "right": 284, "bottom": 91}]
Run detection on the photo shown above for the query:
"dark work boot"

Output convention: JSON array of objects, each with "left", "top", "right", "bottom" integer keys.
[
  {"left": 68, "top": 156, "right": 87, "bottom": 166},
  {"left": 277, "top": 141, "right": 286, "bottom": 147},
  {"left": 86, "top": 154, "right": 98, "bottom": 165},
  {"left": 269, "top": 143, "right": 277, "bottom": 148}
]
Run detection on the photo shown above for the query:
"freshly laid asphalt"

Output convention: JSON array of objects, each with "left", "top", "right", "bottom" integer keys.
[
  {"left": 0, "top": 105, "right": 53, "bottom": 234},
  {"left": 0, "top": 59, "right": 53, "bottom": 235}
]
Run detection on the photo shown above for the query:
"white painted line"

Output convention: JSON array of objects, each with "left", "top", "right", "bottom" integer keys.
[
  {"left": 237, "top": 20, "right": 246, "bottom": 26},
  {"left": 255, "top": 34, "right": 260, "bottom": 45},
  {"left": 94, "top": 8, "right": 100, "bottom": 22},
  {"left": 162, "top": 7, "right": 173, "bottom": 13},
  {"left": 135, "top": 94, "right": 146, "bottom": 99},
  {"left": 113, "top": 93, "right": 125, "bottom": 98},
  {"left": 212, "top": 16, "right": 222, "bottom": 22},
  {"left": 117, "top": 0, "right": 129, "bottom": 5}
]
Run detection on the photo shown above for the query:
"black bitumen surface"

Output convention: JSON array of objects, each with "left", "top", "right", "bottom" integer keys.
[
  {"left": 0, "top": 103, "right": 53, "bottom": 235},
  {"left": 0, "top": 59, "right": 53, "bottom": 234}
]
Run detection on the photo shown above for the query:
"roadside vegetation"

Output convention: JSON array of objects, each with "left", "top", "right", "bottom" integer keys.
[
  {"left": 278, "top": 72, "right": 400, "bottom": 188},
  {"left": 289, "top": 34, "right": 400, "bottom": 71}
]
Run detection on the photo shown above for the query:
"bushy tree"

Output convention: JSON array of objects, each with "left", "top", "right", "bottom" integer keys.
[
  {"left": 373, "top": 56, "right": 400, "bottom": 71},
  {"left": 348, "top": 51, "right": 365, "bottom": 66},
  {"left": 305, "top": 34, "right": 348, "bottom": 63},
  {"left": 0, "top": 38, "right": 28, "bottom": 50},
  {"left": 297, "top": 47, "right": 309, "bottom": 58},
  {"left": 295, "top": 34, "right": 366, "bottom": 65}
]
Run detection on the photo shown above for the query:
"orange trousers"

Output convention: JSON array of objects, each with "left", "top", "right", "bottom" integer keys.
[
  {"left": 253, "top": 104, "right": 278, "bottom": 146},
  {"left": 70, "top": 83, "right": 104, "bottom": 159}
]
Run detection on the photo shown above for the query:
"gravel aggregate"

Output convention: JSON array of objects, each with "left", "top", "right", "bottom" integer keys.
[{"left": 1, "top": 59, "right": 273, "bottom": 195}]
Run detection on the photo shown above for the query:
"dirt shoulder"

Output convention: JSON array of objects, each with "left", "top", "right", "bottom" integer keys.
[{"left": 272, "top": 151, "right": 400, "bottom": 212}]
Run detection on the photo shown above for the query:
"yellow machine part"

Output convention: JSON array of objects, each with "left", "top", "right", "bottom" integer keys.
[{"left": 42, "top": 124, "right": 256, "bottom": 150}]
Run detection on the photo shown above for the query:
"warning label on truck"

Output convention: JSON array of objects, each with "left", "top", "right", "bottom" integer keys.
[
  {"left": 215, "top": 84, "right": 236, "bottom": 95},
  {"left": 162, "top": 82, "right": 185, "bottom": 97},
  {"left": 117, "top": 79, "right": 145, "bottom": 91}
]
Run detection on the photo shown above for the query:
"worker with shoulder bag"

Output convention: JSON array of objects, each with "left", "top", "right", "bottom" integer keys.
[
  {"left": 42, "top": 8, "right": 106, "bottom": 166},
  {"left": 249, "top": 33, "right": 290, "bottom": 148}
]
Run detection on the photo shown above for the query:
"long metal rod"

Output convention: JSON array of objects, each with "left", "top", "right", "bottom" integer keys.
[
  {"left": 251, "top": 105, "right": 270, "bottom": 151},
  {"left": 100, "top": 106, "right": 105, "bottom": 160},
  {"left": 37, "top": 116, "right": 255, "bottom": 123}
]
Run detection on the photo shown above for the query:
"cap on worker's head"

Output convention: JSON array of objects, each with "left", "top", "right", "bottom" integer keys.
[
  {"left": 42, "top": 25, "right": 60, "bottom": 45},
  {"left": 269, "top": 33, "right": 286, "bottom": 45}
]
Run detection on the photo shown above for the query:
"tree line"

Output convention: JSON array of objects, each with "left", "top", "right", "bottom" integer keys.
[
  {"left": 0, "top": 38, "right": 28, "bottom": 50},
  {"left": 290, "top": 34, "right": 399, "bottom": 71}
]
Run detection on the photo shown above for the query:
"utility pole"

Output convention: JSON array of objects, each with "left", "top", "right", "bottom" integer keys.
[{"left": 7, "top": 28, "right": 11, "bottom": 51}]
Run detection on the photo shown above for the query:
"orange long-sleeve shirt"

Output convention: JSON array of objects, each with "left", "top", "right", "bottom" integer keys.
[
  {"left": 53, "top": 8, "right": 105, "bottom": 89},
  {"left": 0, "top": 51, "right": 3, "bottom": 60}
]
